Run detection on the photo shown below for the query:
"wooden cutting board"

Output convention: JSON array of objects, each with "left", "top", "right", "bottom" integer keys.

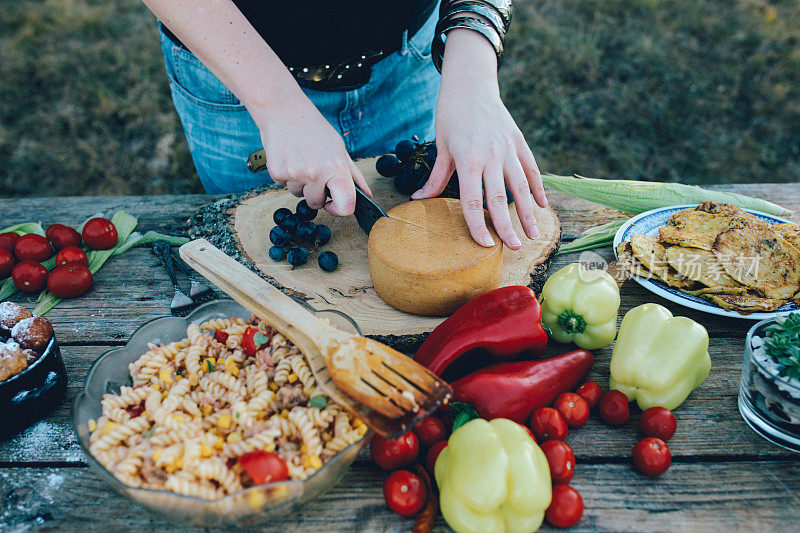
[{"left": 227, "top": 157, "right": 560, "bottom": 345}]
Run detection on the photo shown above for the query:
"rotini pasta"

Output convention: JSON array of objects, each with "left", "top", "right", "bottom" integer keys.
[{"left": 88, "top": 315, "right": 367, "bottom": 500}]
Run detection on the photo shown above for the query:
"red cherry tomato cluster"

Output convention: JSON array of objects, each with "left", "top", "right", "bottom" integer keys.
[
  {"left": 1, "top": 218, "right": 117, "bottom": 300},
  {"left": 370, "top": 414, "right": 452, "bottom": 519},
  {"left": 527, "top": 380, "right": 678, "bottom": 528}
]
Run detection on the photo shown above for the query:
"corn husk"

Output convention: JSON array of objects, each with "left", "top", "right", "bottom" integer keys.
[
  {"left": 557, "top": 220, "right": 625, "bottom": 255},
  {"left": 542, "top": 174, "right": 792, "bottom": 216}
]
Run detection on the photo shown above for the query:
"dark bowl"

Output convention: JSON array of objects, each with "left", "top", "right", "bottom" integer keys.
[{"left": 0, "top": 335, "right": 68, "bottom": 438}]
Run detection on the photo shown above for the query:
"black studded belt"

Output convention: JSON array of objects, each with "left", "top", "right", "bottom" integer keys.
[{"left": 160, "top": 2, "right": 436, "bottom": 92}]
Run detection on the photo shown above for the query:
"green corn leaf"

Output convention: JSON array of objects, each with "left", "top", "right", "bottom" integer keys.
[
  {"left": 113, "top": 231, "right": 189, "bottom": 256},
  {"left": 542, "top": 174, "right": 792, "bottom": 216},
  {"left": 557, "top": 220, "right": 626, "bottom": 255},
  {"left": 0, "top": 222, "right": 46, "bottom": 236}
]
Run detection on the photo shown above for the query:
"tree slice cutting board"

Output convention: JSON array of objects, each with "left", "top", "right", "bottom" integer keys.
[{"left": 228, "top": 157, "right": 560, "bottom": 345}]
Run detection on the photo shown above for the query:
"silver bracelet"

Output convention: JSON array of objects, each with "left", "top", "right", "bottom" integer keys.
[
  {"left": 432, "top": 15, "right": 504, "bottom": 72},
  {"left": 440, "top": 0, "right": 507, "bottom": 37},
  {"left": 440, "top": 0, "right": 512, "bottom": 32}
]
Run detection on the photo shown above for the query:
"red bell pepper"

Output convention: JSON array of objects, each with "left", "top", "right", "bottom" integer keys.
[
  {"left": 451, "top": 349, "right": 594, "bottom": 424},
  {"left": 415, "top": 286, "right": 547, "bottom": 378}
]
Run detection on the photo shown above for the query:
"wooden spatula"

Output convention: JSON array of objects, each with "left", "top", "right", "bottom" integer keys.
[{"left": 179, "top": 239, "right": 452, "bottom": 439}]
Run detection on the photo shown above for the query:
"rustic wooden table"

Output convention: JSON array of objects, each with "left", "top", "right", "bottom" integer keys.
[{"left": 1, "top": 185, "right": 799, "bottom": 532}]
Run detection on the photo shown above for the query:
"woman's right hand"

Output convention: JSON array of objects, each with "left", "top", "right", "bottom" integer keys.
[{"left": 256, "top": 98, "right": 372, "bottom": 216}]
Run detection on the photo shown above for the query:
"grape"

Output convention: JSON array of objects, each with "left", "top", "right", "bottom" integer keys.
[
  {"left": 414, "top": 178, "right": 428, "bottom": 193},
  {"left": 280, "top": 213, "right": 300, "bottom": 234},
  {"left": 315, "top": 224, "right": 332, "bottom": 246},
  {"left": 273, "top": 207, "right": 292, "bottom": 225},
  {"left": 318, "top": 251, "right": 339, "bottom": 272},
  {"left": 376, "top": 154, "right": 401, "bottom": 177},
  {"left": 394, "top": 140, "right": 416, "bottom": 162},
  {"left": 394, "top": 167, "right": 417, "bottom": 195},
  {"left": 286, "top": 246, "right": 309, "bottom": 267},
  {"left": 296, "top": 199, "right": 317, "bottom": 221},
  {"left": 269, "top": 226, "right": 291, "bottom": 246},
  {"left": 296, "top": 220, "right": 317, "bottom": 241},
  {"left": 268, "top": 246, "right": 285, "bottom": 261}
]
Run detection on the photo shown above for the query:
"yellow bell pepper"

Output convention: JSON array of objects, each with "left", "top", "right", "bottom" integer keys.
[
  {"left": 610, "top": 303, "right": 711, "bottom": 410},
  {"left": 434, "top": 418, "right": 551, "bottom": 533},
  {"left": 539, "top": 263, "right": 620, "bottom": 350}
]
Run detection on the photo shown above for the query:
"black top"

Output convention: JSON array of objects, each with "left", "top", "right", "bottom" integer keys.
[{"left": 231, "top": 1, "right": 436, "bottom": 66}]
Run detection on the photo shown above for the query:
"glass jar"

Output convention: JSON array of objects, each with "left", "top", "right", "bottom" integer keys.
[{"left": 738, "top": 317, "right": 800, "bottom": 452}]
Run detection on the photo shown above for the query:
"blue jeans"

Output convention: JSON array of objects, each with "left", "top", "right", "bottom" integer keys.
[{"left": 158, "top": 12, "right": 440, "bottom": 194}]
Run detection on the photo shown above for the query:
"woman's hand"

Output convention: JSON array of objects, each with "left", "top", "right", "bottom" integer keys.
[
  {"left": 255, "top": 97, "right": 372, "bottom": 216},
  {"left": 413, "top": 29, "right": 547, "bottom": 250}
]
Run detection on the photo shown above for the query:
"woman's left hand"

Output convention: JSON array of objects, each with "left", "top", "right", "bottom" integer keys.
[{"left": 412, "top": 29, "right": 547, "bottom": 250}]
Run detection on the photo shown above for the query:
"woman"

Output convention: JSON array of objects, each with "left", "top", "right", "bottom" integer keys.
[{"left": 144, "top": 0, "right": 547, "bottom": 250}]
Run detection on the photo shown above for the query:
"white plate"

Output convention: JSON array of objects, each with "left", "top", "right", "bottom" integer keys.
[{"left": 613, "top": 204, "right": 800, "bottom": 320}]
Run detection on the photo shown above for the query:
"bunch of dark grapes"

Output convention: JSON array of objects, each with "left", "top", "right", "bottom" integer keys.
[
  {"left": 375, "top": 137, "right": 461, "bottom": 199},
  {"left": 269, "top": 200, "right": 338, "bottom": 271},
  {"left": 377, "top": 138, "right": 519, "bottom": 206}
]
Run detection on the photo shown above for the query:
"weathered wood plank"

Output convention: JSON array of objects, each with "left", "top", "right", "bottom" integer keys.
[
  {"left": 1, "top": 461, "right": 799, "bottom": 532},
  {"left": 1, "top": 338, "right": 794, "bottom": 462},
  {"left": 0, "top": 247, "right": 764, "bottom": 348}
]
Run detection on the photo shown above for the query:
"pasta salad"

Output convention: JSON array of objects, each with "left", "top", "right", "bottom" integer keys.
[{"left": 87, "top": 316, "right": 366, "bottom": 500}]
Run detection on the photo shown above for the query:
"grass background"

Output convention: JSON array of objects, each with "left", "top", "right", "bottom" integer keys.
[{"left": 1, "top": 0, "right": 798, "bottom": 197}]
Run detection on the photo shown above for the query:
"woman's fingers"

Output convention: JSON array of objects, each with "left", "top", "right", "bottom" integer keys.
[
  {"left": 349, "top": 160, "right": 373, "bottom": 198},
  {"left": 412, "top": 148, "right": 454, "bottom": 199},
  {"left": 323, "top": 172, "right": 357, "bottom": 216},
  {"left": 506, "top": 157, "right": 540, "bottom": 239},
  {"left": 302, "top": 180, "right": 328, "bottom": 210},
  {"left": 287, "top": 181, "right": 304, "bottom": 197},
  {"left": 483, "top": 158, "right": 522, "bottom": 250},
  {"left": 517, "top": 140, "right": 548, "bottom": 208},
  {"left": 455, "top": 159, "right": 496, "bottom": 248}
]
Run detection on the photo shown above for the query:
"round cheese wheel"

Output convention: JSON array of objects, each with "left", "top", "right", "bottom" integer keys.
[{"left": 368, "top": 198, "right": 503, "bottom": 316}]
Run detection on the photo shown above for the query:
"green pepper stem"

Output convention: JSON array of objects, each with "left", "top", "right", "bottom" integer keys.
[
  {"left": 557, "top": 309, "right": 587, "bottom": 335},
  {"left": 450, "top": 402, "right": 480, "bottom": 431}
]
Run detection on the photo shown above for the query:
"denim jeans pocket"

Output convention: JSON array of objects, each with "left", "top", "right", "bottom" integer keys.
[
  {"left": 405, "top": 6, "right": 437, "bottom": 62},
  {"left": 164, "top": 36, "right": 243, "bottom": 109}
]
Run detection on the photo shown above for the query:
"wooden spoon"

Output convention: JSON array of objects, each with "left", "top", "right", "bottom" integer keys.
[{"left": 179, "top": 239, "right": 452, "bottom": 439}]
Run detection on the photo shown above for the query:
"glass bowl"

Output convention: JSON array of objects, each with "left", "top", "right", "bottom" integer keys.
[
  {"left": 72, "top": 298, "right": 369, "bottom": 527},
  {"left": 738, "top": 316, "right": 800, "bottom": 452}
]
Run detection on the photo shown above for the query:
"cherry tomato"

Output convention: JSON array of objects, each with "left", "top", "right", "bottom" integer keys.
[
  {"left": 0, "top": 232, "right": 19, "bottom": 254},
  {"left": 576, "top": 381, "right": 602, "bottom": 409},
  {"left": 383, "top": 470, "right": 427, "bottom": 517},
  {"left": 598, "top": 390, "right": 630, "bottom": 425},
  {"left": 370, "top": 431, "right": 419, "bottom": 470},
  {"left": 47, "top": 264, "right": 93, "bottom": 298},
  {"left": 12, "top": 260, "right": 48, "bottom": 293},
  {"left": 55, "top": 246, "right": 88, "bottom": 267},
  {"left": 545, "top": 484, "right": 584, "bottom": 528},
  {"left": 639, "top": 407, "right": 677, "bottom": 441},
  {"left": 540, "top": 439, "right": 575, "bottom": 484},
  {"left": 46, "top": 224, "right": 82, "bottom": 250},
  {"left": 412, "top": 416, "right": 448, "bottom": 447},
  {"left": 214, "top": 330, "right": 230, "bottom": 344},
  {"left": 530, "top": 407, "right": 568, "bottom": 442},
  {"left": 14, "top": 234, "right": 52, "bottom": 263},
  {"left": 0, "top": 249, "right": 15, "bottom": 279},
  {"left": 242, "top": 326, "right": 271, "bottom": 356},
  {"left": 554, "top": 392, "right": 590, "bottom": 428},
  {"left": 426, "top": 440, "right": 447, "bottom": 474},
  {"left": 81, "top": 218, "right": 118, "bottom": 250},
  {"left": 632, "top": 437, "right": 671, "bottom": 476},
  {"left": 238, "top": 450, "right": 289, "bottom": 484}
]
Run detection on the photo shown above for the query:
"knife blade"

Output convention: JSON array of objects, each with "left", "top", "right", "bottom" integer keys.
[{"left": 247, "top": 148, "right": 389, "bottom": 235}]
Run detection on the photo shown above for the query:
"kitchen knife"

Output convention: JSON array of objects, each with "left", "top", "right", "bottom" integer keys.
[{"left": 246, "top": 148, "right": 390, "bottom": 235}]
